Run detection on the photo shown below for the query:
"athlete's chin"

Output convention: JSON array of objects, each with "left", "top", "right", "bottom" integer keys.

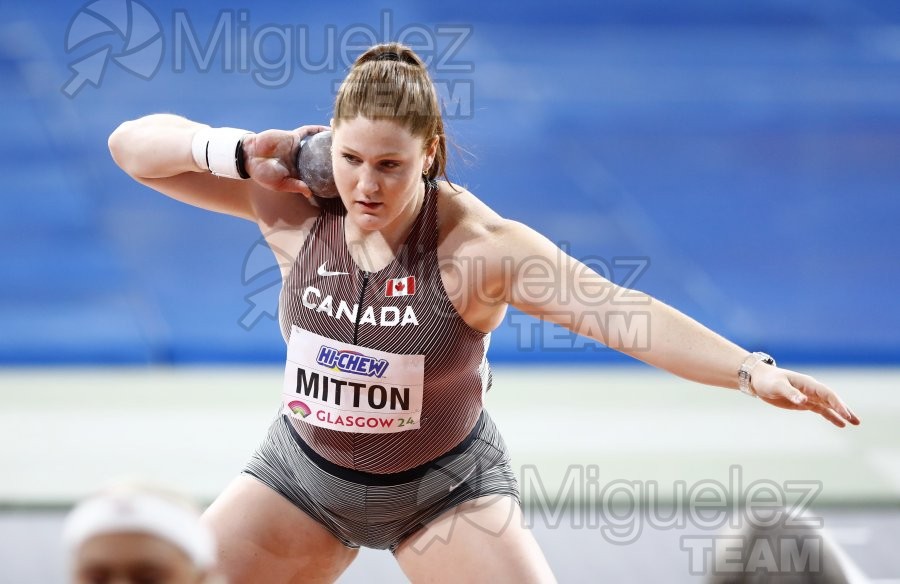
[{"left": 350, "top": 212, "right": 388, "bottom": 232}]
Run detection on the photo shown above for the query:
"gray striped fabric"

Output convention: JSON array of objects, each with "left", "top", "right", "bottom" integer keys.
[{"left": 242, "top": 409, "right": 521, "bottom": 552}]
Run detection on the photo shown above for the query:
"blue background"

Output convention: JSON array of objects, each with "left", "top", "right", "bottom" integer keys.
[{"left": 2, "top": 0, "right": 898, "bottom": 365}]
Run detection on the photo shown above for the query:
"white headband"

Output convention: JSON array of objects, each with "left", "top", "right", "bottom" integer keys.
[{"left": 63, "top": 491, "right": 216, "bottom": 569}]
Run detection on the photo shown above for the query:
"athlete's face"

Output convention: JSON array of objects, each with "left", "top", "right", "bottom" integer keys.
[
  {"left": 71, "top": 532, "right": 206, "bottom": 584},
  {"left": 332, "top": 116, "right": 436, "bottom": 232}
]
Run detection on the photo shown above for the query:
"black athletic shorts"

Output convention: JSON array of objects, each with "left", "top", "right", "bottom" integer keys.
[{"left": 242, "top": 409, "right": 521, "bottom": 552}]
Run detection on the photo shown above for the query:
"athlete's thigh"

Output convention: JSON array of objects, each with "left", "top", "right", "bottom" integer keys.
[
  {"left": 202, "top": 474, "right": 359, "bottom": 584},
  {"left": 393, "top": 495, "right": 557, "bottom": 584}
]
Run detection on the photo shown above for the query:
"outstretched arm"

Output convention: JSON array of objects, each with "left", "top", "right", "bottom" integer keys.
[{"left": 478, "top": 219, "right": 859, "bottom": 428}]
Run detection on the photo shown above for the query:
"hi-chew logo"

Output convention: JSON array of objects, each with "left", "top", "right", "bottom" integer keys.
[
  {"left": 63, "top": 0, "right": 164, "bottom": 98},
  {"left": 316, "top": 346, "right": 389, "bottom": 378}
]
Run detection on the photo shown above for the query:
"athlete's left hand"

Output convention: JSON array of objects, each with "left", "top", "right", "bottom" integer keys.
[{"left": 749, "top": 365, "right": 861, "bottom": 427}]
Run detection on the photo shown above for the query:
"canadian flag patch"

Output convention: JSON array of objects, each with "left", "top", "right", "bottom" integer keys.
[{"left": 385, "top": 276, "right": 416, "bottom": 297}]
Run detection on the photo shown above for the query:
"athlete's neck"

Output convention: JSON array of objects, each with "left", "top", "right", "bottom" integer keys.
[{"left": 345, "top": 181, "right": 426, "bottom": 272}]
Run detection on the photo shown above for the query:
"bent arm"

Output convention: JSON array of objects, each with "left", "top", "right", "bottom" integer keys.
[
  {"left": 108, "top": 113, "right": 204, "bottom": 178},
  {"left": 109, "top": 113, "right": 259, "bottom": 220},
  {"left": 109, "top": 114, "right": 329, "bottom": 224}
]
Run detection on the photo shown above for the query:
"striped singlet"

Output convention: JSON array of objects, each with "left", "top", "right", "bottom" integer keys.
[{"left": 277, "top": 181, "right": 492, "bottom": 474}]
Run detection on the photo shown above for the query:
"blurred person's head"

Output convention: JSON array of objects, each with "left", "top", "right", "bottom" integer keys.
[
  {"left": 706, "top": 509, "right": 849, "bottom": 584},
  {"left": 63, "top": 483, "right": 218, "bottom": 584}
]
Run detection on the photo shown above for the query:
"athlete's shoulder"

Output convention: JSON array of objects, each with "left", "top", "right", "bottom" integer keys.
[
  {"left": 252, "top": 187, "right": 322, "bottom": 232},
  {"left": 435, "top": 181, "right": 511, "bottom": 242}
]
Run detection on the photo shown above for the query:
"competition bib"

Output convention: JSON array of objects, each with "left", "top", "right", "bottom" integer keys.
[{"left": 281, "top": 326, "right": 424, "bottom": 434}]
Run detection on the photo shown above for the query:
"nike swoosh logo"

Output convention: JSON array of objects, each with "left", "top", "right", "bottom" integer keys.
[
  {"left": 448, "top": 468, "right": 476, "bottom": 493},
  {"left": 317, "top": 262, "right": 349, "bottom": 277}
]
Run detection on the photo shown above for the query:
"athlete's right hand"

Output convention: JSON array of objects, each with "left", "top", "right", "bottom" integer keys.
[{"left": 241, "top": 125, "right": 330, "bottom": 197}]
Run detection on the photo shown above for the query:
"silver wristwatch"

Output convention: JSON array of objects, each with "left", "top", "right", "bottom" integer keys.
[{"left": 738, "top": 352, "right": 776, "bottom": 397}]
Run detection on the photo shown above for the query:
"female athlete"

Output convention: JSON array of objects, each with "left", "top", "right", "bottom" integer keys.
[{"left": 108, "top": 42, "right": 860, "bottom": 584}]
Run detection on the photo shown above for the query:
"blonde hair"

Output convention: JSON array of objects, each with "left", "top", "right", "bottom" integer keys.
[{"left": 333, "top": 42, "right": 449, "bottom": 183}]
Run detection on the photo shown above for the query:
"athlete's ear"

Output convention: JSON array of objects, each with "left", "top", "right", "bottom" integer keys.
[{"left": 424, "top": 136, "right": 438, "bottom": 163}]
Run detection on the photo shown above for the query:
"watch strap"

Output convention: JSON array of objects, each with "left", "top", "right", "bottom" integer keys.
[{"left": 738, "top": 352, "right": 776, "bottom": 397}]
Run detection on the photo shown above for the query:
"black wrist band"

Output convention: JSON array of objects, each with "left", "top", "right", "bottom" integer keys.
[{"left": 235, "top": 136, "right": 251, "bottom": 179}]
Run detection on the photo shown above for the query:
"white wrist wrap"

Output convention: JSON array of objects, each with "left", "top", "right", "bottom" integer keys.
[{"left": 191, "top": 126, "right": 252, "bottom": 179}]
